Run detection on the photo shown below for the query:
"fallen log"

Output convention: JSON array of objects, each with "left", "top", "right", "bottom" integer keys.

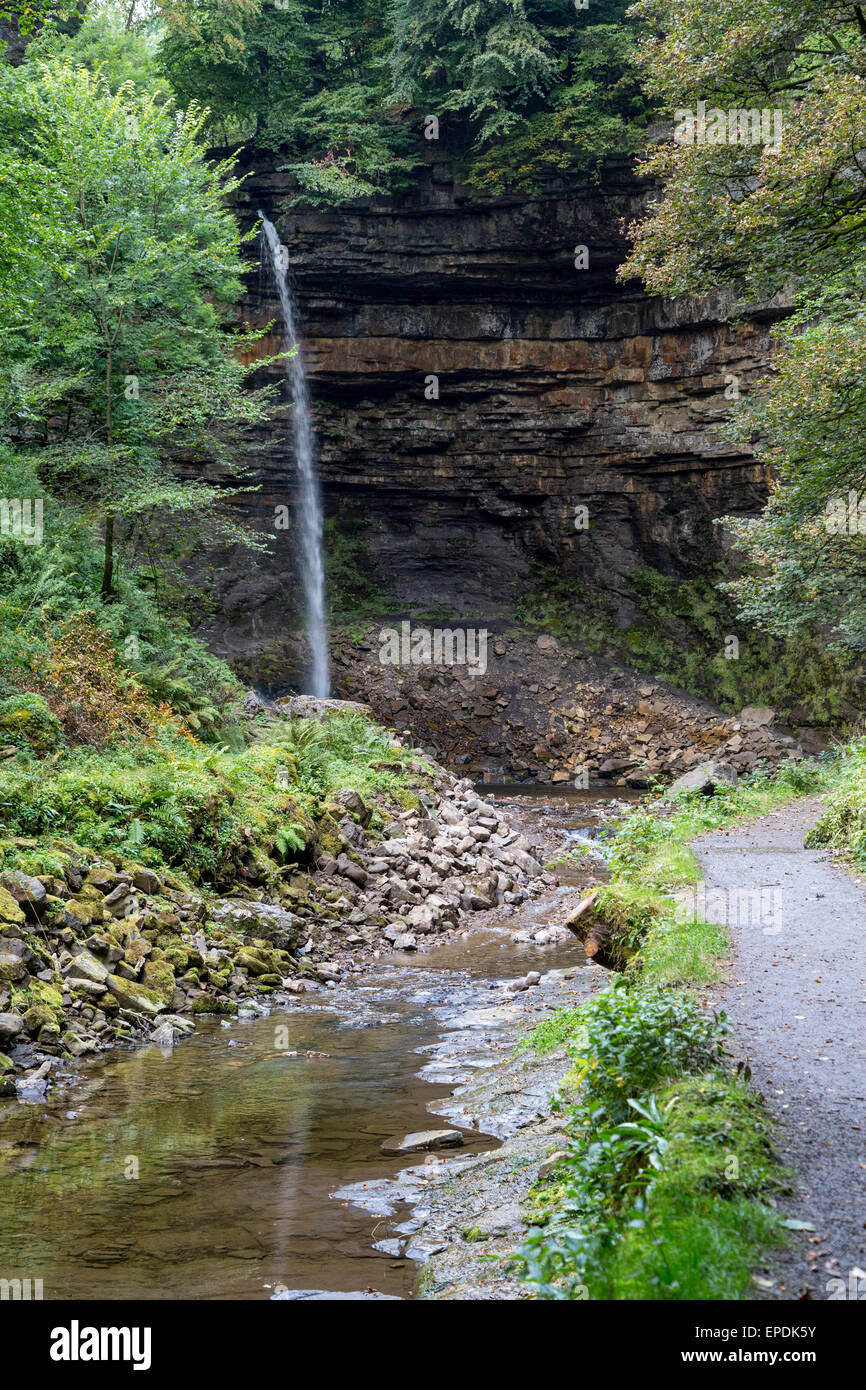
[{"left": 562, "top": 888, "right": 626, "bottom": 971}]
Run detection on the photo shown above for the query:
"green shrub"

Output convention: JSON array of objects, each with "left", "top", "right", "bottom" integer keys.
[
  {"left": 516, "top": 1073, "right": 787, "bottom": 1301},
  {"left": 567, "top": 980, "right": 727, "bottom": 1118},
  {"left": 0, "top": 710, "right": 417, "bottom": 887},
  {"left": 0, "top": 692, "right": 62, "bottom": 754}
]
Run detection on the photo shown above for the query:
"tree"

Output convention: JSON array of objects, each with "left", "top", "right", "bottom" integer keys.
[
  {"left": 0, "top": 56, "right": 276, "bottom": 602},
  {"left": 620, "top": 0, "right": 866, "bottom": 650},
  {"left": 157, "top": 0, "right": 418, "bottom": 202},
  {"left": 389, "top": 0, "right": 651, "bottom": 193},
  {"left": 155, "top": 0, "right": 649, "bottom": 203}
]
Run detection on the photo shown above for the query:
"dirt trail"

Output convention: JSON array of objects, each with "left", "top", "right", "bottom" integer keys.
[{"left": 694, "top": 797, "right": 866, "bottom": 1300}]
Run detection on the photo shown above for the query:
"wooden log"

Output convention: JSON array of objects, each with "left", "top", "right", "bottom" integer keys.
[{"left": 561, "top": 888, "right": 621, "bottom": 970}]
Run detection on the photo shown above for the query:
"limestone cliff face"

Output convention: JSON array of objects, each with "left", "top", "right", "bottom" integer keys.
[{"left": 205, "top": 153, "right": 779, "bottom": 686}]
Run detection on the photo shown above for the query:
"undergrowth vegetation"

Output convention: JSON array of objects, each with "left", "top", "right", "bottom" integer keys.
[
  {"left": 517, "top": 562, "right": 863, "bottom": 728},
  {"left": 513, "top": 756, "right": 832, "bottom": 1299},
  {"left": 808, "top": 737, "right": 866, "bottom": 868},
  {"left": 0, "top": 709, "right": 421, "bottom": 888},
  {"left": 517, "top": 980, "right": 789, "bottom": 1299},
  {"left": 0, "top": 452, "right": 246, "bottom": 749}
]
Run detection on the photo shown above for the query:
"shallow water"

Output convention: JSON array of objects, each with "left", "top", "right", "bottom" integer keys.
[{"left": 0, "top": 789, "right": 620, "bottom": 1301}]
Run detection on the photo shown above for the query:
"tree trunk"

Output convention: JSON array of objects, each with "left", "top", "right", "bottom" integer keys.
[
  {"left": 101, "top": 513, "right": 115, "bottom": 600},
  {"left": 101, "top": 346, "right": 114, "bottom": 600}
]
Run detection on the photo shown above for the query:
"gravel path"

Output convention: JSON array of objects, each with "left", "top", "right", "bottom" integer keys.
[{"left": 695, "top": 798, "right": 866, "bottom": 1300}]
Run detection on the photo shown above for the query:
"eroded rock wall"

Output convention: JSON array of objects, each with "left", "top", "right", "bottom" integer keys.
[{"left": 207, "top": 152, "right": 777, "bottom": 685}]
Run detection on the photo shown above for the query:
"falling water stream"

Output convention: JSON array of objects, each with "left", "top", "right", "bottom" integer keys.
[{"left": 259, "top": 214, "right": 330, "bottom": 698}]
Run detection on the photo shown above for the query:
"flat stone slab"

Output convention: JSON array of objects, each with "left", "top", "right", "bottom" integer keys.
[
  {"left": 271, "top": 1288, "right": 401, "bottom": 1301},
  {"left": 381, "top": 1129, "right": 465, "bottom": 1156}
]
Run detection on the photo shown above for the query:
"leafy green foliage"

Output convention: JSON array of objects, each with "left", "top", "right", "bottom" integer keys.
[
  {"left": 565, "top": 979, "right": 727, "bottom": 1118},
  {"left": 391, "top": 1, "right": 651, "bottom": 195},
  {"left": 0, "top": 709, "right": 413, "bottom": 884},
  {"left": 0, "top": 55, "right": 278, "bottom": 599},
  {"left": 0, "top": 691, "right": 61, "bottom": 754},
  {"left": 154, "top": 0, "right": 650, "bottom": 203},
  {"left": 517, "top": 1072, "right": 787, "bottom": 1299},
  {"left": 621, "top": 0, "right": 866, "bottom": 652},
  {"left": 809, "top": 737, "right": 866, "bottom": 868},
  {"left": 0, "top": 446, "right": 245, "bottom": 743},
  {"left": 158, "top": 0, "right": 418, "bottom": 199}
]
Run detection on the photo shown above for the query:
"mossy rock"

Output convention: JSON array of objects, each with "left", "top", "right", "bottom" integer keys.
[
  {"left": 0, "top": 887, "right": 26, "bottom": 927},
  {"left": 28, "top": 979, "right": 65, "bottom": 1011},
  {"left": 162, "top": 945, "right": 189, "bottom": 971},
  {"left": 314, "top": 814, "right": 345, "bottom": 858},
  {"left": 190, "top": 996, "right": 236, "bottom": 1015},
  {"left": 22, "top": 1002, "right": 58, "bottom": 1033},
  {"left": 0, "top": 693, "right": 62, "bottom": 755},
  {"left": 60, "top": 899, "right": 104, "bottom": 930},
  {"left": 124, "top": 938, "right": 151, "bottom": 967},
  {"left": 234, "top": 949, "right": 274, "bottom": 976},
  {"left": 105, "top": 975, "right": 165, "bottom": 1016},
  {"left": 142, "top": 960, "right": 176, "bottom": 1006}
]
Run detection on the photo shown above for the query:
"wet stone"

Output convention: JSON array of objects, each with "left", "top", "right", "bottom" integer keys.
[{"left": 381, "top": 1129, "right": 465, "bottom": 1156}]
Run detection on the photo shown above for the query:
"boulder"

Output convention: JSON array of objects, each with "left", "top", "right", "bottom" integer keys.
[
  {"left": 105, "top": 975, "right": 165, "bottom": 1016},
  {"left": 102, "top": 885, "right": 135, "bottom": 918},
  {"left": 380, "top": 1129, "right": 464, "bottom": 1156},
  {"left": 336, "top": 854, "right": 368, "bottom": 888},
  {"left": 0, "top": 951, "right": 27, "bottom": 983},
  {"left": 60, "top": 900, "right": 104, "bottom": 930},
  {"left": 234, "top": 950, "right": 273, "bottom": 977},
  {"left": 538, "top": 1150, "right": 570, "bottom": 1181},
  {"left": 0, "top": 872, "right": 46, "bottom": 921},
  {"left": 337, "top": 788, "right": 371, "bottom": 825},
  {"left": 665, "top": 760, "right": 738, "bottom": 797},
  {"left": 0, "top": 886, "right": 26, "bottom": 927},
  {"left": 0, "top": 1011, "right": 23, "bottom": 1042},
  {"left": 131, "top": 867, "right": 163, "bottom": 895},
  {"left": 150, "top": 1021, "right": 179, "bottom": 1047},
  {"left": 739, "top": 705, "right": 775, "bottom": 728},
  {"left": 62, "top": 950, "right": 109, "bottom": 985},
  {"left": 406, "top": 904, "right": 438, "bottom": 934},
  {"left": 509, "top": 848, "right": 543, "bottom": 877}
]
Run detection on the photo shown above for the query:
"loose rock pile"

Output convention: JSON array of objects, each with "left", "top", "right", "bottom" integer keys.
[
  {"left": 307, "top": 775, "right": 547, "bottom": 955},
  {"left": 332, "top": 630, "right": 813, "bottom": 785},
  {"left": 0, "top": 743, "right": 548, "bottom": 1099}
]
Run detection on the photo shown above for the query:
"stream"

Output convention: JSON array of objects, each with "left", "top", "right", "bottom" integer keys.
[{"left": 0, "top": 787, "right": 631, "bottom": 1301}]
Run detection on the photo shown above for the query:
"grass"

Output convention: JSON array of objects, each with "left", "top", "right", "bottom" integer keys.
[
  {"left": 519, "top": 1071, "right": 790, "bottom": 1301},
  {"left": 513, "top": 753, "right": 836, "bottom": 1300},
  {"left": 594, "top": 1075, "right": 790, "bottom": 1301}
]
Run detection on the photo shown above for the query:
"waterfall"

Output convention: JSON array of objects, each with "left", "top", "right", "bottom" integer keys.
[{"left": 259, "top": 213, "right": 330, "bottom": 698}]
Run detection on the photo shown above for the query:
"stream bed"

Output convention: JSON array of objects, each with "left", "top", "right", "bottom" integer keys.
[{"left": 0, "top": 786, "right": 628, "bottom": 1300}]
